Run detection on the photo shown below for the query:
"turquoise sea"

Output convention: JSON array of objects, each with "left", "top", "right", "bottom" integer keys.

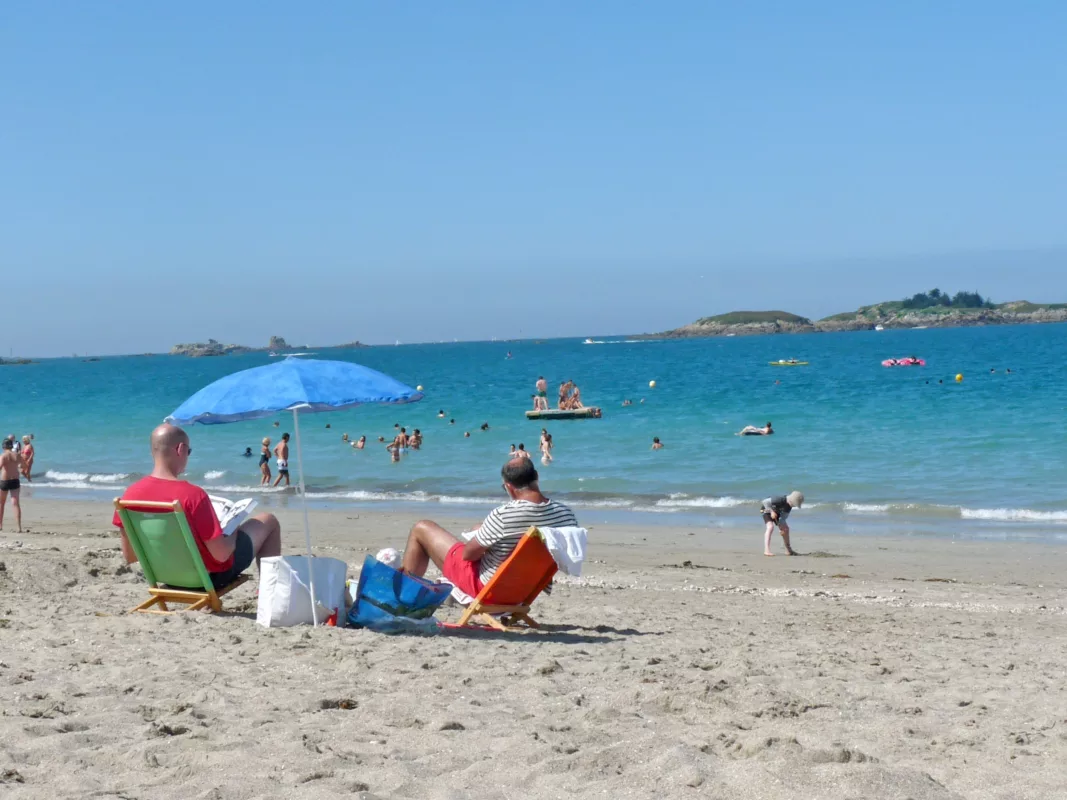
[{"left": 5, "top": 324, "right": 1067, "bottom": 541}]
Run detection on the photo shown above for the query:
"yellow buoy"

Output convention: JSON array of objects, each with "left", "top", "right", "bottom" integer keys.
[
  {"left": 955, "top": 374, "right": 963, "bottom": 383},
  {"left": 416, "top": 385, "right": 424, "bottom": 392},
  {"left": 649, "top": 380, "right": 657, "bottom": 388}
]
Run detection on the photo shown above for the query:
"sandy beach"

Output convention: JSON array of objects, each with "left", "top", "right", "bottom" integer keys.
[{"left": 2, "top": 498, "right": 1066, "bottom": 799}]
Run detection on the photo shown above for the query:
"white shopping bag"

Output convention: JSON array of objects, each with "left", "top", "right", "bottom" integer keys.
[{"left": 256, "top": 556, "right": 348, "bottom": 627}]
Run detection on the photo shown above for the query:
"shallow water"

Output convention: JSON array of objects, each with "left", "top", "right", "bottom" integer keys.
[{"left": 7, "top": 323, "right": 1066, "bottom": 540}]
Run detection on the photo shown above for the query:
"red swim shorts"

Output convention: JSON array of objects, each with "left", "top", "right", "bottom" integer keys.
[{"left": 442, "top": 542, "right": 484, "bottom": 597}]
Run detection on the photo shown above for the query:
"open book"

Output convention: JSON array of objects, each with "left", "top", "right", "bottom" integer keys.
[{"left": 209, "top": 496, "right": 258, "bottom": 537}]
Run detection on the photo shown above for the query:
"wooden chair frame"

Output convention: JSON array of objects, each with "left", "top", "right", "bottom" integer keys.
[
  {"left": 455, "top": 527, "right": 557, "bottom": 632},
  {"left": 114, "top": 498, "right": 250, "bottom": 615}
]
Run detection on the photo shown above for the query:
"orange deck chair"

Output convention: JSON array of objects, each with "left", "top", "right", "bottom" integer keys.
[{"left": 453, "top": 527, "right": 558, "bottom": 631}]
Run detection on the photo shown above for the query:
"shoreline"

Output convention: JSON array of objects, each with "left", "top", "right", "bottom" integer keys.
[{"left": 17, "top": 486, "right": 1067, "bottom": 545}]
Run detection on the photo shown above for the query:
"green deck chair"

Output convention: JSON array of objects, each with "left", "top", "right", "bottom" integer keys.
[{"left": 114, "top": 498, "right": 251, "bottom": 614}]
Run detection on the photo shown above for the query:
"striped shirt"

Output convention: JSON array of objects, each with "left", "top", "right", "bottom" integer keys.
[{"left": 475, "top": 498, "right": 578, "bottom": 584}]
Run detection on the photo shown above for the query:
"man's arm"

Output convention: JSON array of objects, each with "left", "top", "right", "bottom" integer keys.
[
  {"left": 465, "top": 509, "right": 502, "bottom": 561},
  {"left": 462, "top": 537, "right": 488, "bottom": 562},
  {"left": 118, "top": 530, "right": 138, "bottom": 564}
]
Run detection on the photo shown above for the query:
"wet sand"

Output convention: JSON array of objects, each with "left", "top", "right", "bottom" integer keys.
[{"left": 2, "top": 499, "right": 1066, "bottom": 799}]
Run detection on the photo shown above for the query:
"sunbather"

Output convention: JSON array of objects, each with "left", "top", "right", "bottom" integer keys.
[
  {"left": 114, "top": 424, "right": 283, "bottom": 586},
  {"left": 400, "top": 457, "right": 578, "bottom": 597}
]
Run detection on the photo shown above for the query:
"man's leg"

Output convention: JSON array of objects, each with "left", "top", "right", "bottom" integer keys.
[
  {"left": 401, "top": 520, "right": 461, "bottom": 577},
  {"left": 763, "top": 520, "right": 776, "bottom": 556},
  {"left": 239, "top": 513, "right": 282, "bottom": 569},
  {"left": 11, "top": 490, "right": 20, "bottom": 533},
  {"left": 0, "top": 490, "right": 6, "bottom": 529},
  {"left": 779, "top": 523, "right": 796, "bottom": 555}
]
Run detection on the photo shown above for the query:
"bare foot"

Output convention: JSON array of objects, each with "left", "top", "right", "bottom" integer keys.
[{"left": 763, "top": 551, "right": 774, "bottom": 557}]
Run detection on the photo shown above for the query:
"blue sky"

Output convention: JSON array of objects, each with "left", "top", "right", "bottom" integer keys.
[{"left": 4, "top": 2, "right": 1066, "bottom": 356}]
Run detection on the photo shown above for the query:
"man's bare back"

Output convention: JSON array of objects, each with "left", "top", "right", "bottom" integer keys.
[{"left": 0, "top": 450, "right": 20, "bottom": 481}]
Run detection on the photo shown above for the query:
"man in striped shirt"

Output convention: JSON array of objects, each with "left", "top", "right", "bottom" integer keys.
[{"left": 400, "top": 457, "right": 578, "bottom": 597}]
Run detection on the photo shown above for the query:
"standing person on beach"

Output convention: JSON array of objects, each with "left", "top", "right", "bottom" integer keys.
[
  {"left": 272, "top": 433, "right": 290, "bottom": 487},
  {"left": 535, "top": 376, "right": 549, "bottom": 411},
  {"left": 399, "top": 458, "right": 577, "bottom": 598},
  {"left": 0, "top": 438, "right": 24, "bottom": 532},
  {"left": 20, "top": 436, "right": 34, "bottom": 482},
  {"left": 761, "top": 491, "right": 803, "bottom": 556},
  {"left": 114, "top": 424, "right": 282, "bottom": 582},
  {"left": 259, "top": 438, "right": 272, "bottom": 485}
]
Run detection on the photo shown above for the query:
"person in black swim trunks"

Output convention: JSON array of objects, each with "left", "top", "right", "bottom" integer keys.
[{"left": 0, "top": 437, "right": 24, "bottom": 532}]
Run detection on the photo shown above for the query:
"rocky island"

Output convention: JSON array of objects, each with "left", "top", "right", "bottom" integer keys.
[
  {"left": 641, "top": 290, "right": 1067, "bottom": 339},
  {"left": 170, "top": 335, "right": 308, "bottom": 357}
]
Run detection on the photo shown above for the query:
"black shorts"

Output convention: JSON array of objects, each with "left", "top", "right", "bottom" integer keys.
[
  {"left": 278, "top": 469, "right": 289, "bottom": 475},
  {"left": 762, "top": 512, "right": 788, "bottom": 527},
  {"left": 0, "top": 478, "right": 20, "bottom": 492},
  {"left": 208, "top": 531, "right": 255, "bottom": 589}
]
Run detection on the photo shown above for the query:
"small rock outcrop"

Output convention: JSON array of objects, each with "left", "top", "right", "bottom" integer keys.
[{"left": 170, "top": 339, "right": 250, "bottom": 357}]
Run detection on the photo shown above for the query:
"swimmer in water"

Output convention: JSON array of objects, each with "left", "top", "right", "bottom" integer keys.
[
  {"left": 449, "top": 418, "right": 455, "bottom": 425},
  {"left": 354, "top": 436, "right": 366, "bottom": 450},
  {"left": 651, "top": 437, "right": 663, "bottom": 450},
  {"left": 342, "top": 433, "right": 349, "bottom": 442},
  {"left": 464, "top": 431, "right": 471, "bottom": 438},
  {"left": 516, "top": 443, "right": 532, "bottom": 461},
  {"left": 739, "top": 422, "right": 774, "bottom": 436},
  {"left": 509, "top": 444, "right": 517, "bottom": 456},
  {"left": 243, "top": 447, "right": 253, "bottom": 457},
  {"left": 540, "top": 433, "right": 553, "bottom": 464},
  {"left": 438, "top": 410, "right": 446, "bottom": 418},
  {"left": 480, "top": 422, "right": 490, "bottom": 431},
  {"left": 409, "top": 429, "right": 422, "bottom": 450}
]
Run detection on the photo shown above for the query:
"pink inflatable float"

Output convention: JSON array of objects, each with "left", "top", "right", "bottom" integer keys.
[{"left": 882, "top": 357, "right": 926, "bottom": 367}]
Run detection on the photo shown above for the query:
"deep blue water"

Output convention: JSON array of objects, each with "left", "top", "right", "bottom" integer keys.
[{"left": 5, "top": 324, "right": 1066, "bottom": 540}]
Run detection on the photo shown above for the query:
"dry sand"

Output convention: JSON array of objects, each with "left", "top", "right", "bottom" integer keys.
[{"left": 2, "top": 498, "right": 1066, "bottom": 799}]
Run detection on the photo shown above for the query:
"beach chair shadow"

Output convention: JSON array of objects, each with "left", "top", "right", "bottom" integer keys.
[
  {"left": 448, "top": 527, "right": 558, "bottom": 632},
  {"left": 114, "top": 499, "right": 250, "bottom": 614}
]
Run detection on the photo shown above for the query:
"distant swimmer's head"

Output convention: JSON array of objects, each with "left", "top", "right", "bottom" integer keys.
[
  {"left": 450, "top": 419, "right": 455, "bottom": 424},
  {"left": 378, "top": 436, "right": 385, "bottom": 442},
  {"left": 787, "top": 491, "right": 804, "bottom": 508},
  {"left": 653, "top": 437, "right": 660, "bottom": 444},
  {"left": 464, "top": 431, "right": 471, "bottom": 438},
  {"left": 358, "top": 436, "right": 365, "bottom": 443},
  {"left": 518, "top": 443, "right": 525, "bottom": 451}
]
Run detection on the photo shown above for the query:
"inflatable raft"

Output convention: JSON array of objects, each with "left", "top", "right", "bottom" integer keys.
[{"left": 526, "top": 407, "right": 603, "bottom": 420}]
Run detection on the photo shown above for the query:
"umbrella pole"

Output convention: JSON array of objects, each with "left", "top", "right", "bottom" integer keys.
[{"left": 292, "top": 408, "right": 319, "bottom": 626}]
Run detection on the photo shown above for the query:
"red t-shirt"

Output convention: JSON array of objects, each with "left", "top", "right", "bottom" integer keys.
[{"left": 112, "top": 476, "right": 233, "bottom": 573}]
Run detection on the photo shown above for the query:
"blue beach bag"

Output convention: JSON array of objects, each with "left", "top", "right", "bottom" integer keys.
[{"left": 347, "top": 555, "right": 452, "bottom": 630}]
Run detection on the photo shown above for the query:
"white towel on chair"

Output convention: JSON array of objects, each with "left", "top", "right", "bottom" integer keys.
[{"left": 539, "top": 526, "right": 588, "bottom": 577}]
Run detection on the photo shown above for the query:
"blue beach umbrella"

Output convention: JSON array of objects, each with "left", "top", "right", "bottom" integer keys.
[{"left": 167, "top": 357, "right": 423, "bottom": 623}]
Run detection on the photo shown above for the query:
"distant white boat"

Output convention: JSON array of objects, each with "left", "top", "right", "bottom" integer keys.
[
  {"left": 874, "top": 325, "right": 885, "bottom": 331},
  {"left": 583, "top": 338, "right": 605, "bottom": 345},
  {"left": 270, "top": 351, "right": 316, "bottom": 357}
]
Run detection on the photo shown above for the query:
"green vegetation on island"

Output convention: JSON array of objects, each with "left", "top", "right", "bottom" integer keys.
[{"left": 694, "top": 311, "right": 811, "bottom": 326}]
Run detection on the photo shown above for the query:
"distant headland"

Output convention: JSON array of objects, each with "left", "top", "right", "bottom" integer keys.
[
  {"left": 170, "top": 335, "right": 367, "bottom": 357},
  {"left": 639, "top": 290, "right": 1067, "bottom": 339}
]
